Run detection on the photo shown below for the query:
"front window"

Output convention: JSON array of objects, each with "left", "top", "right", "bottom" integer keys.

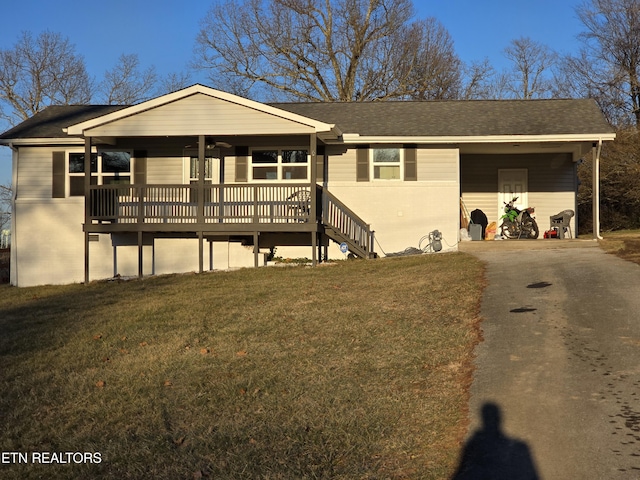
[
  {"left": 189, "top": 156, "right": 214, "bottom": 182},
  {"left": 251, "top": 148, "right": 309, "bottom": 181},
  {"left": 371, "top": 148, "right": 402, "bottom": 180},
  {"left": 68, "top": 151, "right": 132, "bottom": 196}
]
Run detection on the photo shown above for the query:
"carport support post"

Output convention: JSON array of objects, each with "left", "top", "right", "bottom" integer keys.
[{"left": 592, "top": 140, "right": 603, "bottom": 240}]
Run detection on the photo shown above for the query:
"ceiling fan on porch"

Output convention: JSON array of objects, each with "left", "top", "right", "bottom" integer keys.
[{"left": 184, "top": 138, "right": 232, "bottom": 150}]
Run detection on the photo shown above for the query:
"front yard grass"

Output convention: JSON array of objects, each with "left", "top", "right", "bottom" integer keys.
[
  {"left": 599, "top": 229, "right": 640, "bottom": 265},
  {"left": 0, "top": 253, "right": 484, "bottom": 479}
]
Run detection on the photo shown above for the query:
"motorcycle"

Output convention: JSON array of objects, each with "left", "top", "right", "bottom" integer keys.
[{"left": 500, "top": 196, "right": 539, "bottom": 239}]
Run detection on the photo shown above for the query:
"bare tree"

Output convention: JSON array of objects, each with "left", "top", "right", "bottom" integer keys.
[
  {"left": 570, "top": 0, "right": 640, "bottom": 127},
  {"left": 397, "top": 18, "right": 463, "bottom": 100},
  {"left": 98, "top": 54, "right": 158, "bottom": 105},
  {"left": 458, "top": 58, "right": 497, "bottom": 100},
  {"left": 501, "top": 37, "right": 558, "bottom": 99},
  {"left": 157, "top": 71, "right": 193, "bottom": 95},
  {"left": 578, "top": 128, "right": 640, "bottom": 231},
  {"left": 194, "top": 0, "right": 464, "bottom": 102},
  {"left": 0, "top": 31, "right": 92, "bottom": 124}
]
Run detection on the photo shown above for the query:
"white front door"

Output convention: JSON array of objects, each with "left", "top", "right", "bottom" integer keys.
[{"left": 498, "top": 169, "right": 528, "bottom": 213}]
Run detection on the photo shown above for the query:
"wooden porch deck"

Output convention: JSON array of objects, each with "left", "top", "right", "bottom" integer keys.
[{"left": 83, "top": 183, "right": 376, "bottom": 280}]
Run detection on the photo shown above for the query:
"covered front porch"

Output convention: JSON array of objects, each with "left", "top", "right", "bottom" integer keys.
[
  {"left": 83, "top": 179, "right": 375, "bottom": 281},
  {"left": 64, "top": 86, "right": 375, "bottom": 282}
]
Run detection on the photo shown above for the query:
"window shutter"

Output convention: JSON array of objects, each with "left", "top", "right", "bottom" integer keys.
[
  {"left": 52, "top": 151, "right": 66, "bottom": 198},
  {"left": 316, "top": 145, "right": 325, "bottom": 182},
  {"left": 134, "top": 150, "right": 147, "bottom": 184},
  {"left": 356, "top": 146, "right": 369, "bottom": 182},
  {"left": 235, "top": 146, "right": 249, "bottom": 182},
  {"left": 404, "top": 145, "right": 417, "bottom": 181}
]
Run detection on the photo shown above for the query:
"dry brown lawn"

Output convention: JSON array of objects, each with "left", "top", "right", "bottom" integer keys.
[
  {"left": 599, "top": 230, "right": 640, "bottom": 265},
  {"left": 0, "top": 253, "right": 484, "bottom": 479}
]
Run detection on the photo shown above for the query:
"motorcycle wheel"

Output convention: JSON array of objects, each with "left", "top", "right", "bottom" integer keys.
[
  {"left": 500, "top": 220, "right": 518, "bottom": 239},
  {"left": 524, "top": 218, "right": 539, "bottom": 239}
]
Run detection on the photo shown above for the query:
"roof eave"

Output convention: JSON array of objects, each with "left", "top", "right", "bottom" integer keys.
[
  {"left": 339, "top": 133, "right": 617, "bottom": 144},
  {"left": 0, "top": 137, "right": 85, "bottom": 146}
]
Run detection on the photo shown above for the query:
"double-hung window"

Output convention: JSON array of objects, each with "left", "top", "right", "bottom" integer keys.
[
  {"left": 371, "top": 147, "right": 402, "bottom": 180},
  {"left": 187, "top": 155, "right": 216, "bottom": 203},
  {"left": 68, "top": 151, "right": 132, "bottom": 196},
  {"left": 188, "top": 156, "right": 214, "bottom": 184},
  {"left": 251, "top": 148, "right": 309, "bottom": 181}
]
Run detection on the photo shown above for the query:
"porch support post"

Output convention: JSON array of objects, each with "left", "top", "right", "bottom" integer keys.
[
  {"left": 209, "top": 240, "right": 214, "bottom": 270},
  {"left": 312, "top": 232, "right": 317, "bottom": 266},
  {"left": 254, "top": 232, "right": 259, "bottom": 267},
  {"left": 219, "top": 155, "right": 225, "bottom": 223},
  {"left": 84, "top": 137, "right": 92, "bottom": 284},
  {"left": 310, "top": 134, "right": 317, "bottom": 266},
  {"left": 592, "top": 140, "right": 603, "bottom": 240},
  {"left": 198, "top": 135, "right": 206, "bottom": 273},
  {"left": 198, "top": 135, "right": 205, "bottom": 223},
  {"left": 309, "top": 133, "right": 318, "bottom": 223},
  {"left": 138, "top": 231, "right": 143, "bottom": 278},
  {"left": 198, "top": 231, "right": 204, "bottom": 273},
  {"left": 113, "top": 245, "right": 117, "bottom": 277}
]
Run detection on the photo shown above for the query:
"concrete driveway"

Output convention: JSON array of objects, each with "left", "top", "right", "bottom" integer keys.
[{"left": 456, "top": 241, "right": 640, "bottom": 479}]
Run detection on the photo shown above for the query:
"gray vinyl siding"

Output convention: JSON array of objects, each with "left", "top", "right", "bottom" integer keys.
[
  {"left": 416, "top": 148, "right": 458, "bottom": 182},
  {"left": 17, "top": 146, "right": 58, "bottom": 199},
  {"left": 461, "top": 153, "right": 574, "bottom": 194},
  {"left": 327, "top": 148, "right": 357, "bottom": 183},
  {"left": 328, "top": 146, "right": 458, "bottom": 183},
  {"left": 147, "top": 156, "right": 183, "bottom": 184}
]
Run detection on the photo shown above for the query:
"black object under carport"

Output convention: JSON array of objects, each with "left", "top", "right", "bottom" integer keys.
[{"left": 470, "top": 209, "right": 488, "bottom": 240}]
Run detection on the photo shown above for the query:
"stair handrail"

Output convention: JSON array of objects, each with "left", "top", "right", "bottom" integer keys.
[{"left": 319, "top": 186, "right": 374, "bottom": 258}]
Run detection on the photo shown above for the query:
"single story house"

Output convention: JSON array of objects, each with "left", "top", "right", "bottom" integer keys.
[{"left": 0, "top": 84, "right": 616, "bottom": 287}]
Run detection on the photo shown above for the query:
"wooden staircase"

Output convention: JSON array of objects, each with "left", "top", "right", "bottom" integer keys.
[{"left": 319, "top": 188, "right": 376, "bottom": 259}]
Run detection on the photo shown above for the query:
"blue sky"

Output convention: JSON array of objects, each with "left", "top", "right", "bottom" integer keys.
[{"left": 0, "top": 0, "right": 585, "bottom": 185}]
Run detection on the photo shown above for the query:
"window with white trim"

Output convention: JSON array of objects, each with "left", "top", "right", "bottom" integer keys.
[
  {"left": 68, "top": 151, "right": 132, "bottom": 196},
  {"left": 250, "top": 148, "right": 309, "bottom": 181},
  {"left": 188, "top": 156, "right": 214, "bottom": 183},
  {"left": 371, "top": 147, "right": 402, "bottom": 180}
]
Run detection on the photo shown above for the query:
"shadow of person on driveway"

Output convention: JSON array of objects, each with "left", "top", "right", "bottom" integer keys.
[{"left": 451, "top": 402, "right": 540, "bottom": 480}]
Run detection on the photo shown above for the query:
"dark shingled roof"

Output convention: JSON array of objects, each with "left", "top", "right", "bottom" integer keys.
[
  {"left": 271, "top": 98, "right": 614, "bottom": 137},
  {"left": 0, "top": 105, "right": 127, "bottom": 140},
  {"left": 1, "top": 98, "right": 614, "bottom": 140}
]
